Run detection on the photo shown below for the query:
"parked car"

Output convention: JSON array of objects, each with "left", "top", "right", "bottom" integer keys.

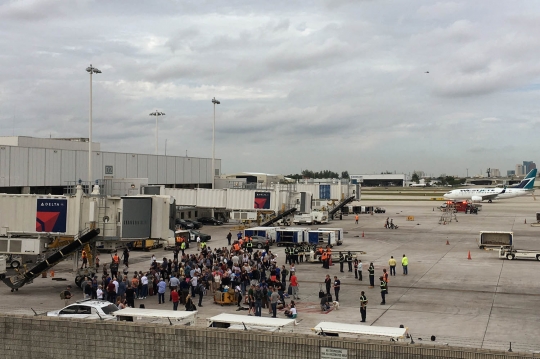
[
  {"left": 188, "top": 230, "right": 211, "bottom": 242},
  {"left": 374, "top": 207, "right": 386, "bottom": 213},
  {"left": 184, "top": 219, "right": 203, "bottom": 229},
  {"left": 175, "top": 219, "right": 194, "bottom": 230},
  {"left": 197, "top": 217, "right": 223, "bottom": 226},
  {"left": 242, "top": 235, "right": 273, "bottom": 249},
  {"left": 47, "top": 299, "right": 119, "bottom": 320}
]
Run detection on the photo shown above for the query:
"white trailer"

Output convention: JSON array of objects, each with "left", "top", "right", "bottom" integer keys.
[
  {"left": 317, "top": 227, "right": 344, "bottom": 245},
  {"left": 112, "top": 308, "right": 197, "bottom": 325},
  {"left": 0, "top": 255, "right": 6, "bottom": 279},
  {"left": 498, "top": 246, "right": 540, "bottom": 261},
  {"left": 312, "top": 321, "right": 408, "bottom": 341},
  {"left": 207, "top": 313, "right": 296, "bottom": 332},
  {"left": 293, "top": 213, "right": 313, "bottom": 225},
  {"left": 478, "top": 231, "right": 513, "bottom": 249}
]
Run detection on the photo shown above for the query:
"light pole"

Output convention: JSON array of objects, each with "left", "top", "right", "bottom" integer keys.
[
  {"left": 211, "top": 97, "right": 220, "bottom": 189},
  {"left": 86, "top": 64, "right": 101, "bottom": 187},
  {"left": 149, "top": 111, "right": 165, "bottom": 155}
]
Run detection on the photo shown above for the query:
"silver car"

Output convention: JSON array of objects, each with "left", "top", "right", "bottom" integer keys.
[{"left": 47, "top": 299, "right": 119, "bottom": 320}]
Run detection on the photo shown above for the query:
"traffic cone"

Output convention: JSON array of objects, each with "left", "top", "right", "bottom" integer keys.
[
  {"left": 467, "top": 251, "right": 471, "bottom": 260},
  {"left": 446, "top": 240, "right": 449, "bottom": 245},
  {"left": 50, "top": 270, "right": 55, "bottom": 278},
  {"left": 362, "top": 231, "right": 364, "bottom": 238}
]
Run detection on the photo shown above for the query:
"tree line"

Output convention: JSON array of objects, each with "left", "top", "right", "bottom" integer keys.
[{"left": 287, "top": 170, "right": 350, "bottom": 180}]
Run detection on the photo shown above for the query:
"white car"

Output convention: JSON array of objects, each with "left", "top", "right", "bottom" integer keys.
[{"left": 47, "top": 300, "right": 119, "bottom": 320}]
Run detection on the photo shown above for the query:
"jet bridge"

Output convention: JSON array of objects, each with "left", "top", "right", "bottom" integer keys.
[{"left": 2, "top": 228, "right": 100, "bottom": 292}]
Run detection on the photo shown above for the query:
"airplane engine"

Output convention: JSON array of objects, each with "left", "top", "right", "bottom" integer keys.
[{"left": 471, "top": 196, "right": 483, "bottom": 202}]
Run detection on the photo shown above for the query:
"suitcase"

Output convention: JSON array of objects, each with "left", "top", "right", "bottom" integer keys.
[{"left": 318, "top": 284, "right": 325, "bottom": 298}]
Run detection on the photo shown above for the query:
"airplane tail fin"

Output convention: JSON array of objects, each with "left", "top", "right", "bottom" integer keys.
[
  {"left": 524, "top": 169, "right": 537, "bottom": 189},
  {"left": 511, "top": 169, "right": 537, "bottom": 189}
]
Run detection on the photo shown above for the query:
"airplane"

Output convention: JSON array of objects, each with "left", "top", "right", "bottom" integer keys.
[{"left": 443, "top": 169, "right": 537, "bottom": 203}]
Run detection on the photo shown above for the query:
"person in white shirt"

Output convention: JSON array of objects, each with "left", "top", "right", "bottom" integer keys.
[
  {"left": 141, "top": 274, "right": 149, "bottom": 298},
  {"left": 196, "top": 236, "right": 201, "bottom": 251},
  {"left": 113, "top": 278, "right": 119, "bottom": 294},
  {"left": 191, "top": 275, "right": 198, "bottom": 296},
  {"left": 151, "top": 255, "right": 156, "bottom": 265},
  {"left": 96, "top": 285, "right": 103, "bottom": 300}
]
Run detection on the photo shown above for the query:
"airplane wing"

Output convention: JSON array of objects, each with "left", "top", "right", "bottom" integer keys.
[{"left": 477, "top": 187, "right": 506, "bottom": 201}]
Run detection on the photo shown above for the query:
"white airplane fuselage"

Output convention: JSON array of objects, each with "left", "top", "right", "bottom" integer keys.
[{"left": 443, "top": 188, "right": 532, "bottom": 201}]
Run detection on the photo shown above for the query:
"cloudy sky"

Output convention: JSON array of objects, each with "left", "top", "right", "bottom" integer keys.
[{"left": 1, "top": 0, "right": 539, "bottom": 178}]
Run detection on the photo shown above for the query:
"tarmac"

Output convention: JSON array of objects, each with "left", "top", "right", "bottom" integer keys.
[{"left": 2, "top": 196, "right": 540, "bottom": 353}]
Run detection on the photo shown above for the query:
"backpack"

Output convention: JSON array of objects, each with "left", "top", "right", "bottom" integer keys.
[
  {"left": 60, "top": 291, "right": 65, "bottom": 300},
  {"left": 254, "top": 289, "right": 262, "bottom": 301}
]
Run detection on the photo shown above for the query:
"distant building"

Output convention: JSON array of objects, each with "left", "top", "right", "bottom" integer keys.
[
  {"left": 516, "top": 164, "right": 525, "bottom": 176},
  {"left": 507, "top": 170, "right": 515, "bottom": 176},
  {"left": 490, "top": 169, "right": 500, "bottom": 177},
  {"left": 523, "top": 161, "right": 536, "bottom": 173}
]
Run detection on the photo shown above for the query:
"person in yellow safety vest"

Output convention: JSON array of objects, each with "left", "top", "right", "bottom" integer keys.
[
  {"left": 388, "top": 256, "right": 397, "bottom": 276},
  {"left": 180, "top": 241, "right": 186, "bottom": 256},
  {"left": 246, "top": 238, "right": 253, "bottom": 253},
  {"left": 81, "top": 250, "right": 88, "bottom": 269},
  {"left": 402, "top": 254, "right": 408, "bottom": 275},
  {"left": 200, "top": 241, "right": 206, "bottom": 250}
]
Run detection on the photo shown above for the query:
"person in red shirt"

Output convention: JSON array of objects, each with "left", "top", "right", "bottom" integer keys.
[
  {"left": 290, "top": 273, "right": 299, "bottom": 300},
  {"left": 171, "top": 289, "right": 179, "bottom": 311}
]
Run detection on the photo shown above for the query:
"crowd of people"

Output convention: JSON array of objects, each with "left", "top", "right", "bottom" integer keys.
[
  {"left": 77, "top": 241, "right": 300, "bottom": 319},
  {"left": 72, "top": 230, "right": 411, "bottom": 325}
]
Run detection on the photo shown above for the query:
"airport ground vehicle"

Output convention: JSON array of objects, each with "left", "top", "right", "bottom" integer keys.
[
  {"left": 0, "top": 255, "right": 6, "bottom": 279},
  {"left": 478, "top": 231, "right": 513, "bottom": 249},
  {"left": 185, "top": 219, "right": 203, "bottom": 229},
  {"left": 112, "top": 308, "right": 197, "bottom": 325},
  {"left": 197, "top": 217, "right": 223, "bottom": 226},
  {"left": 374, "top": 207, "right": 386, "bottom": 213},
  {"left": 242, "top": 235, "right": 273, "bottom": 249},
  {"left": 5, "top": 254, "right": 22, "bottom": 269},
  {"left": 293, "top": 211, "right": 329, "bottom": 225},
  {"left": 244, "top": 227, "right": 277, "bottom": 242},
  {"left": 207, "top": 313, "right": 295, "bottom": 332},
  {"left": 498, "top": 246, "right": 540, "bottom": 261},
  {"left": 317, "top": 228, "right": 344, "bottom": 245},
  {"left": 275, "top": 228, "right": 308, "bottom": 247},
  {"left": 47, "top": 299, "right": 119, "bottom": 320},
  {"left": 189, "top": 230, "right": 211, "bottom": 242},
  {"left": 175, "top": 219, "right": 195, "bottom": 230}
]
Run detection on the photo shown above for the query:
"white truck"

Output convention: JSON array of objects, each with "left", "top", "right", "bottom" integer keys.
[
  {"left": 478, "top": 231, "right": 513, "bottom": 249},
  {"left": 498, "top": 246, "right": 540, "bottom": 261},
  {"left": 0, "top": 255, "right": 6, "bottom": 279},
  {"left": 293, "top": 211, "right": 329, "bottom": 225}
]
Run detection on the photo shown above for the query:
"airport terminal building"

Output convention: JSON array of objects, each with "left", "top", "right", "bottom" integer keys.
[{"left": 0, "top": 137, "right": 220, "bottom": 195}]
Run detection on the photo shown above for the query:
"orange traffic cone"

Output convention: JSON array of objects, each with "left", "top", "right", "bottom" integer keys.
[
  {"left": 362, "top": 231, "right": 364, "bottom": 238},
  {"left": 467, "top": 251, "right": 471, "bottom": 260},
  {"left": 446, "top": 240, "right": 449, "bottom": 245},
  {"left": 50, "top": 270, "right": 55, "bottom": 278}
]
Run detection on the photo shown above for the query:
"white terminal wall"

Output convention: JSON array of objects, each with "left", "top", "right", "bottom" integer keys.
[{"left": 0, "top": 146, "right": 219, "bottom": 187}]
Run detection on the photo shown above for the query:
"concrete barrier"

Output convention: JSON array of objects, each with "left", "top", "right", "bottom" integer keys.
[{"left": 0, "top": 314, "right": 535, "bottom": 359}]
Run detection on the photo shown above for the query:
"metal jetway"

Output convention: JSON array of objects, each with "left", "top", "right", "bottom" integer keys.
[{"left": 2, "top": 228, "right": 100, "bottom": 292}]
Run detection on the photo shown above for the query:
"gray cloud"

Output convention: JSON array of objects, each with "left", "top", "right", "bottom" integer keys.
[{"left": 0, "top": 1, "right": 539, "bottom": 177}]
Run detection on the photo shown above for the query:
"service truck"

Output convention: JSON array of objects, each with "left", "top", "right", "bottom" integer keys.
[
  {"left": 498, "top": 246, "right": 540, "bottom": 261},
  {"left": 478, "top": 231, "right": 513, "bottom": 249},
  {"left": 0, "top": 254, "right": 6, "bottom": 279},
  {"left": 293, "top": 211, "right": 329, "bottom": 225}
]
